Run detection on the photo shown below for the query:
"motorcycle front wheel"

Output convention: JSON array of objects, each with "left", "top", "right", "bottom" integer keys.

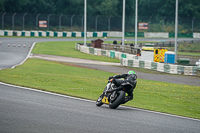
[
  {"left": 109, "top": 91, "right": 125, "bottom": 109},
  {"left": 96, "top": 94, "right": 104, "bottom": 107}
]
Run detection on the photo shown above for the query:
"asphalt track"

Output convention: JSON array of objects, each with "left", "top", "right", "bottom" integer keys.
[{"left": 0, "top": 37, "right": 200, "bottom": 133}]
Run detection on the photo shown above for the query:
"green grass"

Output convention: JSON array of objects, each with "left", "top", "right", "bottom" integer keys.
[
  {"left": 178, "top": 52, "right": 200, "bottom": 56},
  {"left": 0, "top": 58, "right": 199, "bottom": 119},
  {"left": 32, "top": 41, "right": 120, "bottom": 63}
]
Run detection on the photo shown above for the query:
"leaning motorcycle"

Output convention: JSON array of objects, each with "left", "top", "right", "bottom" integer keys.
[{"left": 96, "top": 79, "right": 132, "bottom": 109}]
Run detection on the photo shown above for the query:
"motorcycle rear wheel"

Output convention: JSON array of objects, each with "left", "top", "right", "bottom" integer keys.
[
  {"left": 109, "top": 91, "right": 125, "bottom": 109},
  {"left": 96, "top": 94, "right": 104, "bottom": 107}
]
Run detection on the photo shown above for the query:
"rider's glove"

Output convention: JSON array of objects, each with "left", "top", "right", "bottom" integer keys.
[
  {"left": 106, "top": 89, "right": 114, "bottom": 93},
  {"left": 109, "top": 76, "right": 113, "bottom": 80}
]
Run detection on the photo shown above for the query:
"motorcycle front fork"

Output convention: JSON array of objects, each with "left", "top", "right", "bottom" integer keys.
[{"left": 110, "top": 91, "right": 116, "bottom": 101}]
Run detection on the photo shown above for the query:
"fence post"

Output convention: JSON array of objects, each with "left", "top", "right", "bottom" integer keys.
[
  {"left": 162, "top": 16, "right": 166, "bottom": 32},
  {"left": 47, "top": 14, "right": 51, "bottom": 31},
  {"left": 71, "top": 14, "right": 75, "bottom": 32},
  {"left": 192, "top": 17, "right": 195, "bottom": 33},
  {"left": 108, "top": 15, "right": 112, "bottom": 31},
  {"left": 12, "top": 13, "right": 16, "bottom": 30},
  {"left": 23, "top": 13, "right": 27, "bottom": 30},
  {"left": 148, "top": 16, "right": 152, "bottom": 32},
  {"left": 2, "top": 12, "right": 6, "bottom": 30},
  {"left": 36, "top": 13, "right": 40, "bottom": 30},
  {"left": 95, "top": 15, "right": 99, "bottom": 31},
  {"left": 82, "top": 16, "right": 84, "bottom": 32},
  {"left": 59, "top": 14, "right": 63, "bottom": 31}
]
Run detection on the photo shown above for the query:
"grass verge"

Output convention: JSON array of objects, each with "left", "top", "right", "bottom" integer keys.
[
  {"left": 32, "top": 41, "right": 120, "bottom": 63},
  {"left": 0, "top": 58, "right": 199, "bottom": 119}
]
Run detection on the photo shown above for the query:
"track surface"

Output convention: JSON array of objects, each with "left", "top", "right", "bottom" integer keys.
[
  {"left": 1, "top": 83, "right": 200, "bottom": 133},
  {"left": 0, "top": 37, "right": 200, "bottom": 133}
]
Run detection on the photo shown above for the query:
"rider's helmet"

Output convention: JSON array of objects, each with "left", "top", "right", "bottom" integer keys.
[{"left": 128, "top": 70, "right": 136, "bottom": 75}]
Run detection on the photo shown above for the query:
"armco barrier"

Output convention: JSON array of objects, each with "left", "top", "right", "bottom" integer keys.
[{"left": 75, "top": 43, "right": 200, "bottom": 76}]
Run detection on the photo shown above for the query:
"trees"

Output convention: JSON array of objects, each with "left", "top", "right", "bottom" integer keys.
[{"left": 0, "top": 0, "right": 199, "bottom": 18}]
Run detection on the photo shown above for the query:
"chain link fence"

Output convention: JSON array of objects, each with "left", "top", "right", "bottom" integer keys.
[{"left": 0, "top": 13, "right": 200, "bottom": 33}]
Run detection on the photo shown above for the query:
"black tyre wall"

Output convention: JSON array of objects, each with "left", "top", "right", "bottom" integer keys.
[{"left": 109, "top": 91, "right": 125, "bottom": 109}]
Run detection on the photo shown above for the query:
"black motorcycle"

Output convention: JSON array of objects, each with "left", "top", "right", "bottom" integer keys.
[{"left": 96, "top": 78, "right": 133, "bottom": 109}]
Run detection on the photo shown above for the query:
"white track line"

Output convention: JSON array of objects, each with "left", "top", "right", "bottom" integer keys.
[{"left": 11, "top": 42, "right": 36, "bottom": 69}]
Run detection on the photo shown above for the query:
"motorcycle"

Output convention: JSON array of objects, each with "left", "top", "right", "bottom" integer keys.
[{"left": 96, "top": 78, "right": 133, "bottom": 109}]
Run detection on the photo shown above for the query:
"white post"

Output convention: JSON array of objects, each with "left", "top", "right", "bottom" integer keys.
[
  {"left": 84, "top": 0, "right": 87, "bottom": 46},
  {"left": 122, "top": 0, "right": 125, "bottom": 51},
  {"left": 135, "top": 0, "right": 138, "bottom": 48},
  {"left": 175, "top": 0, "right": 178, "bottom": 63}
]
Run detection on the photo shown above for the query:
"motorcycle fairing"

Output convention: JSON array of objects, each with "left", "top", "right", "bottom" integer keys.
[{"left": 102, "top": 96, "right": 109, "bottom": 104}]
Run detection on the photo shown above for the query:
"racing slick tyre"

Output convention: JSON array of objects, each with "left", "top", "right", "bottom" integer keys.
[
  {"left": 96, "top": 94, "right": 104, "bottom": 107},
  {"left": 109, "top": 91, "right": 125, "bottom": 109}
]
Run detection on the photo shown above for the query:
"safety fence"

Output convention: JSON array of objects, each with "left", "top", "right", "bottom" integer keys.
[
  {"left": 1, "top": 30, "right": 200, "bottom": 38},
  {"left": 1, "top": 13, "right": 200, "bottom": 33},
  {"left": 75, "top": 43, "right": 200, "bottom": 76}
]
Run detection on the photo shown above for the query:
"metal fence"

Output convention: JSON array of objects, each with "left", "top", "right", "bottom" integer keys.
[{"left": 1, "top": 12, "right": 200, "bottom": 33}]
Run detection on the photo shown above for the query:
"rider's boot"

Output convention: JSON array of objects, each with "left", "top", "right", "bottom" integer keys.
[{"left": 121, "top": 96, "right": 133, "bottom": 104}]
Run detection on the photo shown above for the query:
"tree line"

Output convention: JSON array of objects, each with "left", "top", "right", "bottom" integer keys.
[{"left": 0, "top": 0, "right": 199, "bottom": 18}]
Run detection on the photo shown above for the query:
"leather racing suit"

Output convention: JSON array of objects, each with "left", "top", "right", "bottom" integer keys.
[{"left": 109, "top": 73, "right": 137, "bottom": 104}]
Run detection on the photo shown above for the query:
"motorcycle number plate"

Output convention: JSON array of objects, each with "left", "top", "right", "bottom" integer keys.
[{"left": 102, "top": 96, "right": 109, "bottom": 104}]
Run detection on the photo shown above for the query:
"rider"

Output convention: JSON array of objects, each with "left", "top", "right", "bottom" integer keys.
[{"left": 108, "top": 70, "right": 137, "bottom": 104}]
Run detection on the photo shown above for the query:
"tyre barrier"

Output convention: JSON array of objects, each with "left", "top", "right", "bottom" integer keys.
[
  {"left": 121, "top": 59, "right": 199, "bottom": 76},
  {"left": 75, "top": 43, "right": 200, "bottom": 76},
  {"left": 1, "top": 30, "right": 200, "bottom": 38}
]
